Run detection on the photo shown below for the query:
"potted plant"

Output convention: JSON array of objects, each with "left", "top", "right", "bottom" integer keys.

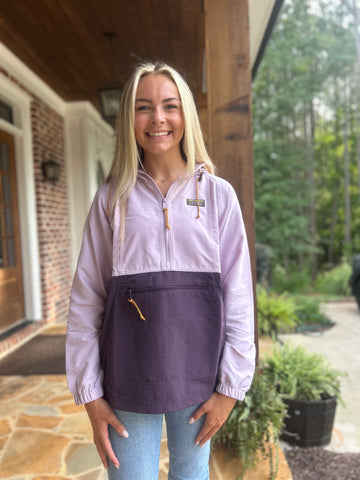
[
  {"left": 262, "top": 343, "right": 345, "bottom": 447},
  {"left": 213, "top": 370, "right": 287, "bottom": 479}
]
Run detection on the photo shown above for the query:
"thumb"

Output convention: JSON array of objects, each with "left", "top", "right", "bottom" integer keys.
[
  {"left": 109, "top": 414, "right": 129, "bottom": 438},
  {"left": 189, "top": 402, "right": 208, "bottom": 424}
]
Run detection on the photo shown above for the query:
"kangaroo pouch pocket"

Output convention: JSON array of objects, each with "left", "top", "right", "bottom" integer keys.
[{"left": 100, "top": 271, "right": 225, "bottom": 413}]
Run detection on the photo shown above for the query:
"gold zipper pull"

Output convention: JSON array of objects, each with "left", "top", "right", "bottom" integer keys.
[
  {"left": 163, "top": 207, "right": 170, "bottom": 229},
  {"left": 128, "top": 293, "right": 146, "bottom": 321}
]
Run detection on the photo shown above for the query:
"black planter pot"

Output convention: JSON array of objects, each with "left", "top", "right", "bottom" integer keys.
[{"left": 281, "top": 397, "right": 337, "bottom": 447}]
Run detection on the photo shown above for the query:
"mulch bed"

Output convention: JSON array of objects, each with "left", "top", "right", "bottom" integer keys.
[{"left": 285, "top": 447, "right": 360, "bottom": 480}]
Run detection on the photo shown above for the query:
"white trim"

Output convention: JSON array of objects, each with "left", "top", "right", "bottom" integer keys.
[
  {"left": 65, "top": 101, "right": 114, "bottom": 136},
  {"left": 0, "top": 42, "right": 66, "bottom": 116},
  {"left": 0, "top": 74, "right": 42, "bottom": 321},
  {"left": 0, "top": 119, "right": 22, "bottom": 136},
  {"left": 249, "top": 0, "right": 276, "bottom": 67},
  {"left": 65, "top": 102, "right": 114, "bottom": 269}
]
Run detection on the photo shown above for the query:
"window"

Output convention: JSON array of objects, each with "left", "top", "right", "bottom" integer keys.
[{"left": 0, "top": 100, "right": 13, "bottom": 124}]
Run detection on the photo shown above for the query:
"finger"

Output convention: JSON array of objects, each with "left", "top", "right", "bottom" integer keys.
[
  {"left": 195, "top": 413, "right": 223, "bottom": 445},
  {"left": 195, "top": 420, "right": 211, "bottom": 445},
  {"left": 189, "top": 403, "right": 208, "bottom": 424},
  {"left": 96, "top": 443, "right": 109, "bottom": 469},
  {"left": 98, "top": 434, "right": 120, "bottom": 470},
  {"left": 196, "top": 423, "right": 219, "bottom": 447},
  {"left": 94, "top": 420, "right": 121, "bottom": 470},
  {"left": 109, "top": 416, "right": 129, "bottom": 439}
]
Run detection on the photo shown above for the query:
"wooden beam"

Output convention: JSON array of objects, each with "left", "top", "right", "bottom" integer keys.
[{"left": 204, "top": 0, "right": 258, "bottom": 356}]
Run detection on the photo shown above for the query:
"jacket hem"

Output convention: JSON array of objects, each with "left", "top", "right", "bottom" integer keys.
[{"left": 106, "top": 390, "right": 214, "bottom": 414}]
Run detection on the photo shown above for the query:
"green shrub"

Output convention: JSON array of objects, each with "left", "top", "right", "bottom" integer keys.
[
  {"left": 262, "top": 343, "right": 345, "bottom": 403},
  {"left": 293, "top": 295, "right": 334, "bottom": 330},
  {"left": 214, "top": 371, "right": 286, "bottom": 479},
  {"left": 315, "top": 263, "right": 351, "bottom": 296},
  {"left": 272, "top": 265, "right": 312, "bottom": 294},
  {"left": 256, "top": 286, "right": 297, "bottom": 336}
]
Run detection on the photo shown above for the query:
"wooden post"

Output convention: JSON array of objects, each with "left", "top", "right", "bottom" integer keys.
[{"left": 204, "top": 0, "right": 258, "bottom": 357}]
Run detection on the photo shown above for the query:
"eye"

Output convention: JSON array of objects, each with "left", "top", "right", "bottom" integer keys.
[
  {"left": 136, "top": 105, "right": 150, "bottom": 111},
  {"left": 164, "top": 104, "right": 179, "bottom": 110}
]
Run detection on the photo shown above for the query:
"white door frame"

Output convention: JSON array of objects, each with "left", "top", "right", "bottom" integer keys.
[{"left": 0, "top": 74, "right": 42, "bottom": 321}]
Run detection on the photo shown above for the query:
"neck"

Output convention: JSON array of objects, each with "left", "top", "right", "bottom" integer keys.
[
  {"left": 143, "top": 153, "right": 187, "bottom": 181},
  {"left": 142, "top": 153, "right": 187, "bottom": 196}
]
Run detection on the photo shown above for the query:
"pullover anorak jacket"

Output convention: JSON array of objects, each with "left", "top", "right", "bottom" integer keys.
[{"left": 66, "top": 165, "right": 256, "bottom": 414}]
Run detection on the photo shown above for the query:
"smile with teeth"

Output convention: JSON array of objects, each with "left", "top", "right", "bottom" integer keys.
[{"left": 146, "top": 131, "right": 171, "bottom": 137}]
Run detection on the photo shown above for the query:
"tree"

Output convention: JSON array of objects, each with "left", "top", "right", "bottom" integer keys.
[{"left": 253, "top": 0, "right": 359, "bottom": 283}]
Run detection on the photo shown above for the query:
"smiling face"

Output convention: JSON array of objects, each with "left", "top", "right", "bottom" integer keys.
[{"left": 134, "top": 73, "right": 185, "bottom": 160}]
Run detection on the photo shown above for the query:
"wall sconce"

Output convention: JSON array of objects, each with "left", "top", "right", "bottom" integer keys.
[
  {"left": 98, "top": 86, "right": 122, "bottom": 127},
  {"left": 98, "top": 33, "right": 122, "bottom": 127},
  {"left": 42, "top": 155, "right": 60, "bottom": 184}
]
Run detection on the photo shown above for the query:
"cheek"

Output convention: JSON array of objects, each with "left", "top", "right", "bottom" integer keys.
[
  {"left": 177, "top": 119, "right": 185, "bottom": 138},
  {"left": 172, "top": 114, "right": 184, "bottom": 135},
  {"left": 134, "top": 118, "right": 145, "bottom": 142}
]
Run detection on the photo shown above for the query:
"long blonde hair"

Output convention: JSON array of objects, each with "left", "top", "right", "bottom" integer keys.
[{"left": 106, "top": 61, "right": 214, "bottom": 210}]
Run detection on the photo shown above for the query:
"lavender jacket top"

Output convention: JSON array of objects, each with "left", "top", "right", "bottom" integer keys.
[{"left": 66, "top": 165, "right": 256, "bottom": 413}]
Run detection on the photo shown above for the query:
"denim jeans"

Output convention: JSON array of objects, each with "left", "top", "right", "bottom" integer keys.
[{"left": 108, "top": 403, "right": 210, "bottom": 480}]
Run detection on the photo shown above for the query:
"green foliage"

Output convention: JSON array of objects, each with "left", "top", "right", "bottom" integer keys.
[
  {"left": 213, "top": 372, "right": 286, "bottom": 480},
  {"left": 315, "top": 263, "right": 352, "bottom": 295},
  {"left": 257, "top": 286, "right": 333, "bottom": 334},
  {"left": 262, "top": 343, "right": 345, "bottom": 403},
  {"left": 271, "top": 265, "right": 313, "bottom": 294},
  {"left": 293, "top": 295, "right": 334, "bottom": 330},
  {"left": 256, "top": 243, "right": 272, "bottom": 285},
  {"left": 253, "top": 0, "right": 360, "bottom": 269},
  {"left": 256, "top": 286, "right": 297, "bottom": 335}
]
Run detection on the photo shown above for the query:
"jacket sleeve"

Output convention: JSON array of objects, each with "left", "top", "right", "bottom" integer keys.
[
  {"left": 66, "top": 184, "right": 113, "bottom": 405},
  {"left": 216, "top": 180, "right": 256, "bottom": 401}
]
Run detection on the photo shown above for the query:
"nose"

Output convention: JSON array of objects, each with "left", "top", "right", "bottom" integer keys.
[{"left": 151, "top": 107, "right": 165, "bottom": 124}]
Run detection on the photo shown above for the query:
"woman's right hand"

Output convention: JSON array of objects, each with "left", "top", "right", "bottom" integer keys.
[{"left": 85, "top": 397, "right": 129, "bottom": 470}]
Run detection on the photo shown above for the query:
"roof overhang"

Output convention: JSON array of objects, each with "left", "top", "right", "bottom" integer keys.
[
  {"left": 0, "top": 1, "right": 283, "bottom": 113},
  {"left": 249, "top": 0, "right": 285, "bottom": 79}
]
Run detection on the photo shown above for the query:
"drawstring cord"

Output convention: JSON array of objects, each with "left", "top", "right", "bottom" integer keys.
[
  {"left": 195, "top": 172, "right": 203, "bottom": 219},
  {"left": 128, "top": 292, "right": 146, "bottom": 321}
]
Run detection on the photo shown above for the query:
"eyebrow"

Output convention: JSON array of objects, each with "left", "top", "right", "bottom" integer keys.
[{"left": 135, "top": 97, "right": 180, "bottom": 103}]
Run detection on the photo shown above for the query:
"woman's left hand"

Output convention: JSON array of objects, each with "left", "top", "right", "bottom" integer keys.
[{"left": 189, "top": 392, "right": 237, "bottom": 447}]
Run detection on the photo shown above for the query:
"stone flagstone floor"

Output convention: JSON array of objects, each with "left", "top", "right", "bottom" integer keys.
[{"left": 0, "top": 324, "right": 292, "bottom": 480}]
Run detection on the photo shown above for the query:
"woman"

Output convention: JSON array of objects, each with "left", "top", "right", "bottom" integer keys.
[{"left": 66, "top": 62, "right": 255, "bottom": 480}]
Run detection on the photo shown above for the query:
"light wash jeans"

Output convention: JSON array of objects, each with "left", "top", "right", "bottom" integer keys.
[{"left": 108, "top": 403, "right": 210, "bottom": 480}]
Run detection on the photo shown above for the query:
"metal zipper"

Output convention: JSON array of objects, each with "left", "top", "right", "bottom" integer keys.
[
  {"left": 128, "top": 285, "right": 208, "bottom": 295},
  {"left": 127, "top": 285, "right": 208, "bottom": 321}
]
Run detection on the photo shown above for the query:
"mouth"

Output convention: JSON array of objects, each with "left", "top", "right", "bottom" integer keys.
[{"left": 146, "top": 131, "right": 171, "bottom": 137}]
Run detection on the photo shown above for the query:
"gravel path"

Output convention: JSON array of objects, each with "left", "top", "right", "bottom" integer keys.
[{"left": 285, "top": 447, "right": 360, "bottom": 480}]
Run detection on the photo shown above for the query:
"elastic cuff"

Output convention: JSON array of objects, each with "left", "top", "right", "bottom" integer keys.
[
  {"left": 216, "top": 383, "right": 246, "bottom": 401},
  {"left": 73, "top": 384, "right": 104, "bottom": 405}
]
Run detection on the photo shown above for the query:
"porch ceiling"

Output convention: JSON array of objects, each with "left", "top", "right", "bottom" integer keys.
[{"left": 0, "top": 0, "right": 278, "bottom": 114}]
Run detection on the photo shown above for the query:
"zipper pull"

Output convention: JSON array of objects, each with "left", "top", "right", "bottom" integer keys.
[
  {"left": 162, "top": 199, "right": 170, "bottom": 229},
  {"left": 128, "top": 290, "right": 146, "bottom": 321}
]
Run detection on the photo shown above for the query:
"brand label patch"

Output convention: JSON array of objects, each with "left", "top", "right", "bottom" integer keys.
[{"left": 186, "top": 199, "right": 205, "bottom": 207}]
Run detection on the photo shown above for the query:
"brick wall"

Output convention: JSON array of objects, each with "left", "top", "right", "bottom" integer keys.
[
  {"left": 1, "top": 68, "right": 72, "bottom": 325},
  {"left": 31, "top": 99, "right": 72, "bottom": 323}
]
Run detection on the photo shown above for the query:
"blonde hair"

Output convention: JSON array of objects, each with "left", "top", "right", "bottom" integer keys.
[{"left": 106, "top": 61, "right": 214, "bottom": 211}]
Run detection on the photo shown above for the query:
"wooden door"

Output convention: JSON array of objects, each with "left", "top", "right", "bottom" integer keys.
[{"left": 0, "top": 130, "right": 24, "bottom": 331}]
